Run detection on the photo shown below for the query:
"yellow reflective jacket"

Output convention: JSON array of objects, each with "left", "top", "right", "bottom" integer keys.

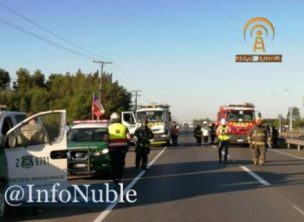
[{"left": 216, "top": 125, "right": 230, "bottom": 141}]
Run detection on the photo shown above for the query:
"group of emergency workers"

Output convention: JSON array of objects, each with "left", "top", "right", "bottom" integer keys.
[
  {"left": 193, "top": 118, "right": 272, "bottom": 166},
  {"left": 106, "top": 112, "right": 153, "bottom": 184},
  {"left": 106, "top": 111, "right": 272, "bottom": 183}
]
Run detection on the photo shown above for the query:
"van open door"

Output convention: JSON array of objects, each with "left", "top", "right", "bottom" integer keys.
[
  {"left": 3, "top": 110, "right": 67, "bottom": 201},
  {"left": 121, "top": 111, "right": 136, "bottom": 135}
]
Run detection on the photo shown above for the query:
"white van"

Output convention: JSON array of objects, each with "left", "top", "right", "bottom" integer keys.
[{"left": 0, "top": 110, "right": 67, "bottom": 219}]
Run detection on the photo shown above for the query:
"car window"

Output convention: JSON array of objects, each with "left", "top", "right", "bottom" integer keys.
[
  {"left": 7, "top": 112, "right": 64, "bottom": 147},
  {"left": 14, "top": 113, "right": 27, "bottom": 124}
]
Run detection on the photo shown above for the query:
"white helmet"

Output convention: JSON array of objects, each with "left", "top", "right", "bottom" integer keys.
[
  {"left": 220, "top": 118, "right": 226, "bottom": 125},
  {"left": 110, "top": 112, "right": 120, "bottom": 122},
  {"left": 203, "top": 121, "right": 207, "bottom": 125}
]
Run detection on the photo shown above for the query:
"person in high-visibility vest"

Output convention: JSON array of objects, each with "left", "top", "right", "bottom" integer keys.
[
  {"left": 216, "top": 118, "right": 231, "bottom": 164},
  {"left": 247, "top": 118, "right": 271, "bottom": 166},
  {"left": 107, "top": 112, "right": 130, "bottom": 183}
]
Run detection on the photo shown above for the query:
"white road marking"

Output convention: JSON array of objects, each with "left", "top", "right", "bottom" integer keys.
[
  {"left": 293, "top": 205, "right": 304, "bottom": 217},
  {"left": 239, "top": 165, "right": 271, "bottom": 186},
  {"left": 270, "top": 149, "right": 304, "bottom": 160},
  {"left": 93, "top": 146, "right": 168, "bottom": 222},
  {"left": 211, "top": 145, "right": 269, "bottom": 185}
]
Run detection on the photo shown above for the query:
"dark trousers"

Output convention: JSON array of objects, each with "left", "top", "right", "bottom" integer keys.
[
  {"left": 195, "top": 136, "right": 202, "bottom": 145},
  {"left": 109, "top": 149, "right": 126, "bottom": 180},
  {"left": 135, "top": 146, "right": 149, "bottom": 169},
  {"left": 210, "top": 134, "right": 216, "bottom": 144},
  {"left": 218, "top": 140, "right": 229, "bottom": 163},
  {"left": 171, "top": 135, "right": 178, "bottom": 146},
  {"left": 203, "top": 136, "right": 209, "bottom": 144}
]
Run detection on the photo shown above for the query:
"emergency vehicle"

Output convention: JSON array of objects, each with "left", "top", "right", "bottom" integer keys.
[
  {"left": 122, "top": 104, "right": 172, "bottom": 145},
  {"left": 0, "top": 110, "right": 67, "bottom": 219},
  {"left": 67, "top": 120, "right": 111, "bottom": 175},
  {"left": 216, "top": 103, "right": 258, "bottom": 144}
]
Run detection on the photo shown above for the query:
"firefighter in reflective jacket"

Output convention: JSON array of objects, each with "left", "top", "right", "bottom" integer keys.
[
  {"left": 194, "top": 124, "right": 202, "bottom": 145},
  {"left": 216, "top": 118, "right": 231, "bottom": 164},
  {"left": 247, "top": 118, "right": 271, "bottom": 166},
  {"left": 134, "top": 119, "right": 154, "bottom": 170},
  {"left": 108, "top": 112, "right": 130, "bottom": 183}
]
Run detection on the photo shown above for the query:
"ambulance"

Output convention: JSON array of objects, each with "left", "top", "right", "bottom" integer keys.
[{"left": 0, "top": 110, "right": 67, "bottom": 219}]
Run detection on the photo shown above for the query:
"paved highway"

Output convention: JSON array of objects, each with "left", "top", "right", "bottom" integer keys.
[{"left": 7, "top": 129, "right": 304, "bottom": 222}]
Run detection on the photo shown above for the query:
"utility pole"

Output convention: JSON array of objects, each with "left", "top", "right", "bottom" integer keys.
[
  {"left": 289, "top": 106, "right": 293, "bottom": 131},
  {"left": 93, "top": 60, "right": 112, "bottom": 101},
  {"left": 131, "top": 90, "right": 142, "bottom": 111}
]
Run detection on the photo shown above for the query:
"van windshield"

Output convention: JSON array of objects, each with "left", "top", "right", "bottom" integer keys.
[
  {"left": 136, "top": 111, "right": 165, "bottom": 122},
  {"left": 227, "top": 110, "right": 254, "bottom": 122}
]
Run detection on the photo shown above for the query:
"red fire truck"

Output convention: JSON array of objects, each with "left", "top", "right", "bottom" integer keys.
[{"left": 216, "top": 103, "right": 258, "bottom": 144}]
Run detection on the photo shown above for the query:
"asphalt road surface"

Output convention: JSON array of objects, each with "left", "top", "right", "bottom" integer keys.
[{"left": 7, "top": 129, "right": 304, "bottom": 222}]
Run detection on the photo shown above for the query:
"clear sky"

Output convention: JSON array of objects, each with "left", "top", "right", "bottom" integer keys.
[{"left": 1, "top": 0, "right": 303, "bottom": 122}]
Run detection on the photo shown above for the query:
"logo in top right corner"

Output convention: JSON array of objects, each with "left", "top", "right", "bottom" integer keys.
[{"left": 236, "top": 17, "right": 282, "bottom": 63}]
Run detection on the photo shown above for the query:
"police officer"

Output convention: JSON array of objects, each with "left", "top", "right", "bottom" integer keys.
[
  {"left": 134, "top": 119, "right": 154, "bottom": 170},
  {"left": 216, "top": 118, "right": 231, "bottom": 164},
  {"left": 108, "top": 112, "right": 130, "bottom": 183},
  {"left": 247, "top": 118, "right": 271, "bottom": 166}
]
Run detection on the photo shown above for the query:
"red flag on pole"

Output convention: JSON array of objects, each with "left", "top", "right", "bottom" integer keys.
[{"left": 91, "top": 93, "right": 105, "bottom": 118}]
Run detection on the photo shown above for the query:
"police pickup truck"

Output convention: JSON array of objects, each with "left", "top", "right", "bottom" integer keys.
[{"left": 67, "top": 120, "right": 111, "bottom": 176}]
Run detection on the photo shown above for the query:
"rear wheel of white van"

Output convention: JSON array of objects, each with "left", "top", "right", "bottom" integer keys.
[{"left": 0, "top": 182, "right": 7, "bottom": 220}]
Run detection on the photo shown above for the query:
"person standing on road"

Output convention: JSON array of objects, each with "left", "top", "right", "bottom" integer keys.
[
  {"left": 202, "top": 121, "right": 210, "bottom": 145},
  {"left": 216, "top": 118, "right": 231, "bottom": 164},
  {"left": 170, "top": 124, "right": 180, "bottom": 146},
  {"left": 134, "top": 119, "right": 154, "bottom": 170},
  {"left": 209, "top": 122, "right": 216, "bottom": 145},
  {"left": 194, "top": 124, "right": 202, "bottom": 145},
  {"left": 247, "top": 118, "right": 271, "bottom": 166},
  {"left": 107, "top": 112, "right": 130, "bottom": 183}
]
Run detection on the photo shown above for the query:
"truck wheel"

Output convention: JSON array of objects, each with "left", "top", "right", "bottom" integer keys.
[{"left": 0, "top": 182, "right": 7, "bottom": 220}]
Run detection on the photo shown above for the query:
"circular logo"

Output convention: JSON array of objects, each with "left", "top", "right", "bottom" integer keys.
[{"left": 21, "top": 155, "right": 34, "bottom": 169}]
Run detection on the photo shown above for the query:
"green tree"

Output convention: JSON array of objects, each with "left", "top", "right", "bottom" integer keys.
[
  {"left": 1, "top": 68, "right": 132, "bottom": 121},
  {"left": 0, "top": 68, "right": 11, "bottom": 90},
  {"left": 32, "top": 69, "right": 45, "bottom": 88},
  {"left": 16, "top": 68, "right": 31, "bottom": 91},
  {"left": 287, "top": 107, "right": 301, "bottom": 121}
]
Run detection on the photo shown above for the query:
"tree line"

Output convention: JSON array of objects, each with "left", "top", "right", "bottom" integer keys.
[{"left": 0, "top": 68, "right": 132, "bottom": 123}]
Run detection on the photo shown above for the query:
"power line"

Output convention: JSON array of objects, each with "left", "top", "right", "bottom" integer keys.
[
  {"left": 0, "top": 2, "right": 110, "bottom": 60},
  {"left": 0, "top": 2, "right": 159, "bottom": 107},
  {"left": 0, "top": 16, "right": 94, "bottom": 60}
]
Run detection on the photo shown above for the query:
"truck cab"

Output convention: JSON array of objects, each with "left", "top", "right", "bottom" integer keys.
[
  {"left": 217, "top": 103, "right": 257, "bottom": 144},
  {"left": 122, "top": 104, "right": 172, "bottom": 146}
]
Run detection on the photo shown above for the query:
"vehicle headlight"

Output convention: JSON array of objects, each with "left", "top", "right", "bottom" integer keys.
[
  {"left": 92, "top": 151, "right": 102, "bottom": 157},
  {"left": 102, "top": 149, "right": 109, "bottom": 154}
]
